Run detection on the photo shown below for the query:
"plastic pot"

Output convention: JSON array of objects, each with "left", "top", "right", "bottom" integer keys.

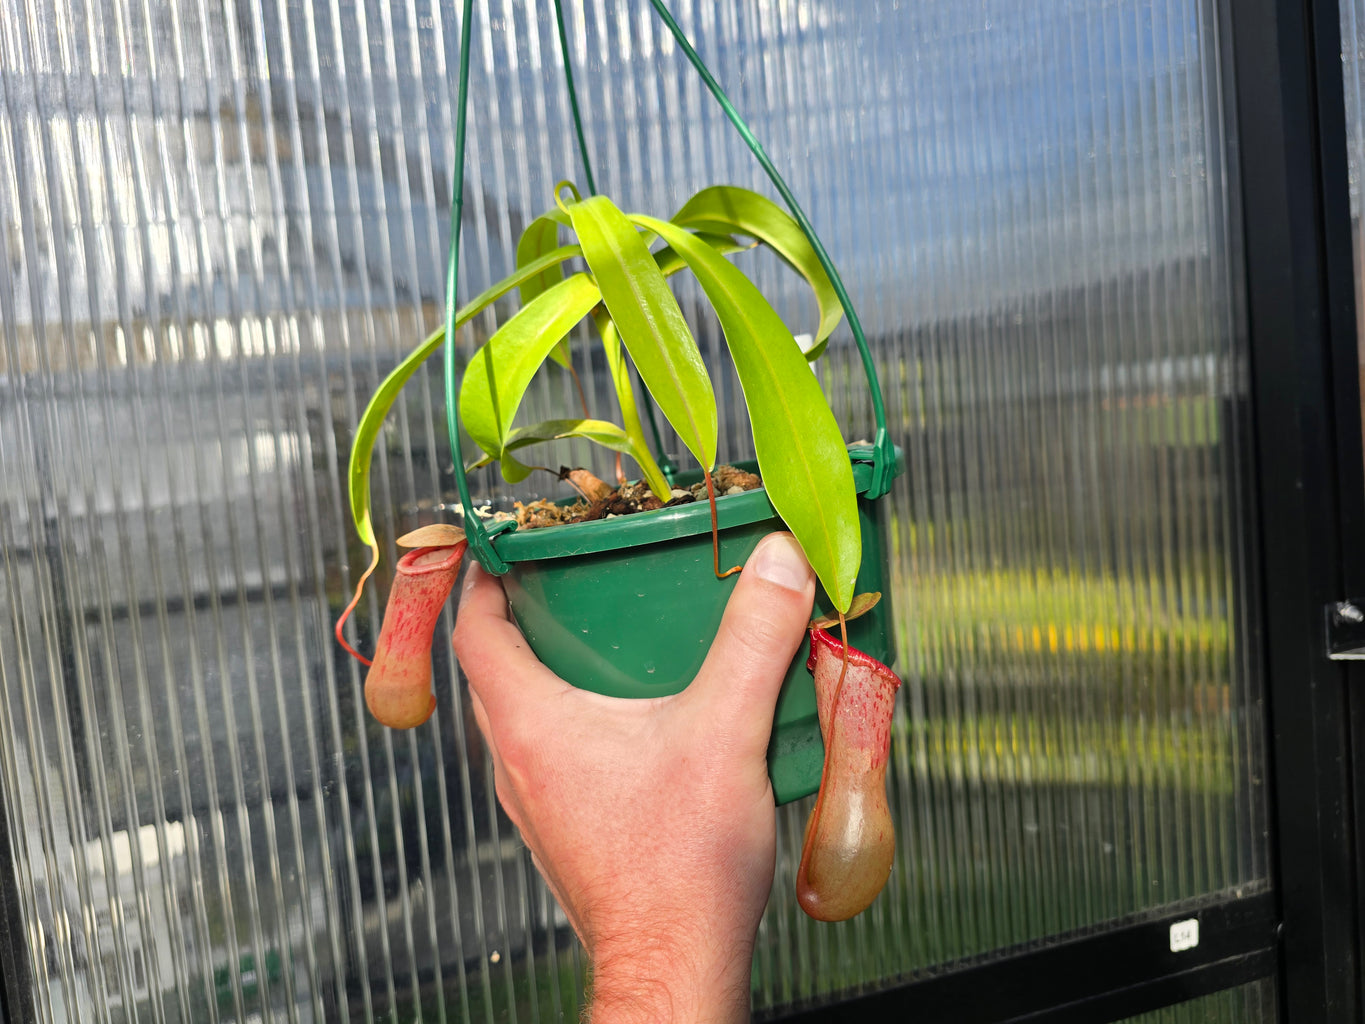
[{"left": 487, "top": 445, "right": 903, "bottom": 805}]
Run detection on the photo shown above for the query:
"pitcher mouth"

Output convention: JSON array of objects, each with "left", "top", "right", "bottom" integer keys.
[
  {"left": 396, "top": 543, "right": 466, "bottom": 576},
  {"left": 488, "top": 452, "right": 891, "bottom": 565},
  {"left": 807, "top": 625, "right": 898, "bottom": 677}
]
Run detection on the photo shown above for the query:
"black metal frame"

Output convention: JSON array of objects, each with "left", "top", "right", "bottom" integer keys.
[
  {"left": 0, "top": 779, "right": 32, "bottom": 1024},
  {"left": 1305, "top": 0, "right": 1365, "bottom": 1002},
  {"left": 0, "top": 0, "right": 1361, "bottom": 1021},
  {"left": 764, "top": 897, "right": 1278, "bottom": 1024},
  {"left": 1231, "top": 0, "right": 1365, "bottom": 1018}
]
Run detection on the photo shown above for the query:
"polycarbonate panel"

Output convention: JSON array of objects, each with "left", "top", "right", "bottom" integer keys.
[{"left": 0, "top": 0, "right": 1264, "bottom": 1022}]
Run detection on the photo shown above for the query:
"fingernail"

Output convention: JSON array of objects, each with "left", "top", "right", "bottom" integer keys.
[{"left": 751, "top": 533, "right": 814, "bottom": 593}]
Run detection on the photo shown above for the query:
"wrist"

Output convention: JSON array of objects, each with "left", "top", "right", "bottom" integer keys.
[{"left": 587, "top": 934, "right": 753, "bottom": 1024}]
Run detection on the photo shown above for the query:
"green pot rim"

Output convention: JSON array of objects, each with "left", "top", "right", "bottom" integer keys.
[{"left": 491, "top": 444, "right": 903, "bottom": 563}]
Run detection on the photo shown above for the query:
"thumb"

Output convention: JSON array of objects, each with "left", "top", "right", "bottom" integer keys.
[{"left": 685, "top": 532, "right": 816, "bottom": 754}]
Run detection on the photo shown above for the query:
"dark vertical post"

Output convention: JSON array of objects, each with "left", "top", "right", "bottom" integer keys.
[
  {"left": 1308, "top": 0, "right": 1365, "bottom": 996},
  {"left": 0, "top": 785, "right": 35, "bottom": 1024},
  {"left": 1225, "top": 0, "right": 1363, "bottom": 1018}
]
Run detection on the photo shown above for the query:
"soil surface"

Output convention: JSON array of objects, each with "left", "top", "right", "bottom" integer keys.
[{"left": 511, "top": 464, "right": 762, "bottom": 530}]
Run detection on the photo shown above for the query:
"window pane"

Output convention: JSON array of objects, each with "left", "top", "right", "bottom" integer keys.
[{"left": 0, "top": 0, "right": 1266, "bottom": 1021}]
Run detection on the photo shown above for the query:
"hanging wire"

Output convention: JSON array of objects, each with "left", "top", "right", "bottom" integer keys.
[
  {"left": 552, "top": 0, "right": 598, "bottom": 197},
  {"left": 645, "top": 0, "right": 894, "bottom": 497},
  {"left": 445, "top": 0, "right": 897, "bottom": 573},
  {"left": 444, "top": 0, "right": 510, "bottom": 573},
  {"left": 551, "top": 0, "right": 677, "bottom": 475}
]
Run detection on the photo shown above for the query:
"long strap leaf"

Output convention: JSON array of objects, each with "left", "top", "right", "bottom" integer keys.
[
  {"left": 465, "top": 417, "right": 640, "bottom": 476},
  {"left": 594, "top": 312, "right": 673, "bottom": 500},
  {"left": 586, "top": 233, "right": 746, "bottom": 500},
  {"left": 516, "top": 209, "right": 575, "bottom": 366},
  {"left": 335, "top": 243, "right": 592, "bottom": 662},
  {"left": 460, "top": 272, "right": 602, "bottom": 458},
  {"left": 515, "top": 210, "right": 573, "bottom": 303},
  {"left": 347, "top": 243, "right": 587, "bottom": 551},
  {"left": 672, "top": 185, "right": 843, "bottom": 358},
  {"left": 655, "top": 230, "right": 751, "bottom": 275},
  {"left": 564, "top": 193, "right": 718, "bottom": 471},
  {"left": 347, "top": 229, "right": 743, "bottom": 552},
  {"left": 634, "top": 213, "right": 861, "bottom": 611}
]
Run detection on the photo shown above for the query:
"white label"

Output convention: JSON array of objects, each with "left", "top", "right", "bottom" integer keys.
[{"left": 1169, "top": 918, "right": 1200, "bottom": 952}]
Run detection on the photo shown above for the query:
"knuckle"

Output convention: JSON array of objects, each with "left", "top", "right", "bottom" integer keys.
[
  {"left": 451, "top": 615, "right": 477, "bottom": 662},
  {"left": 492, "top": 718, "right": 538, "bottom": 773},
  {"left": 492, "top": 775, "right": 517, "bottom": 816},
  {"left": 722, "top": 607, "right": 794, "bottom": 657}
]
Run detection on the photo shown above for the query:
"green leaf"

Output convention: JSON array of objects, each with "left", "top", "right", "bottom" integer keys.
[
  {"left": 466, "top": 417, "right": 638, "bottom": 468},
  {"left": 499, "top": 451, "right": 536, "bottom": 483},
  {"left": 347, "top": 220, "right": 723, "bottom": 549},
  {"left": 467, "top": 243, "right": 583, "bottom": 340},
  {"left": 460, "top": 272, "right": 602, "bottom": 459},
  {"left": 507, "top": 213, "right": 732, "bottom": 381},
  {"left": 633, "top": 214, "right": 861, "bottom": 612},
  {"left": 516, "top": 212, "right": 572, "bottom": 302},
  {"left": 516, "top": 211, "right": 575, "bottom": 367},
  {"left": 346, "top": 243, "right": 588, "bottom": 549},
  {"left": 564, "top": 194, "right": 717, "bottom": 471},
  {"left": 654, "top": 232, "right": 751, "bottom": 277},
  {"left": 465, "top": 416, "right": 668, "bottom": 496},
  {"left": 529, "top": 232, "right": 742, "bottom": 503},
  {"left": 594, "top": 313, "right": 673, "bottom": 500},
  {"left": 672, "top": 185, "right": 843, "bottom": 358}
]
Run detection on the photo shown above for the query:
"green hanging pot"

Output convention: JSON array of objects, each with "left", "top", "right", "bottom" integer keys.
[{"left": 480, "top": 445, "right": 903, "bottom": 805}]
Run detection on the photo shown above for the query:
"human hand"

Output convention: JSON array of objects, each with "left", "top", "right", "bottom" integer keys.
[{"left": 452, "top": 532, "right": 816, "bottom": 1024}]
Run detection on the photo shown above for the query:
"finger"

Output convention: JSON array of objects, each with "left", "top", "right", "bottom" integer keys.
[
  {"left": 685, "top": 532, "right": 815, "bottom": 754},
  {"left": 458, "top": 559, "right": 514, "bottom": 621},
  {"left": 467, "top": 686, "right": 507, "bottom": 791},
  {"left": 453, "top": 562, "right": 572, "bottom": 721},
  {"left": 467, "top": 684, "right": 495, "bottom": 751},
  {"left": 468, "top": 685, "right": 527, "bottom": 820}
]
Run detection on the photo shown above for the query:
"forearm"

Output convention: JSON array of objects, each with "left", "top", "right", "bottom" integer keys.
[
  {"left": 588, "top": 940, "right": 753, "bottom": 1024},
  {"left": 456, "top": 534, "right": 815, "bottom": 1024}
]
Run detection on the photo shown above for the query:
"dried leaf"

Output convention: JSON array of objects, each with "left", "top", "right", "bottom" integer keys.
[
  {"left": 560, "top": 467, "right": 613, "bottom": 502},
  {"left": 810, "top": 592, "right": 881, "bottom": 630}
]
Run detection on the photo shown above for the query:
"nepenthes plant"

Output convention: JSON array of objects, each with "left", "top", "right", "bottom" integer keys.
[
  {"left": 336, "top": 182, "right": 858, "bottom": 649},
  {"left": 334, "top": 181, "right": 903, "bottom": 921},
  {"left": 334, "top": 0, "right": 906, "bottom": 923}
]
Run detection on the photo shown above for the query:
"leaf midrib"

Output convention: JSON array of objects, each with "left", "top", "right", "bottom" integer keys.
[
  {"left": 674, "top": 229, "right": 837, "bottom": 575},
  {"left": 636, "top": 213, "right": 851, "bottom": 605},
  {"left": 585, "top": 201, "right": 710, "bottom": 466}
]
